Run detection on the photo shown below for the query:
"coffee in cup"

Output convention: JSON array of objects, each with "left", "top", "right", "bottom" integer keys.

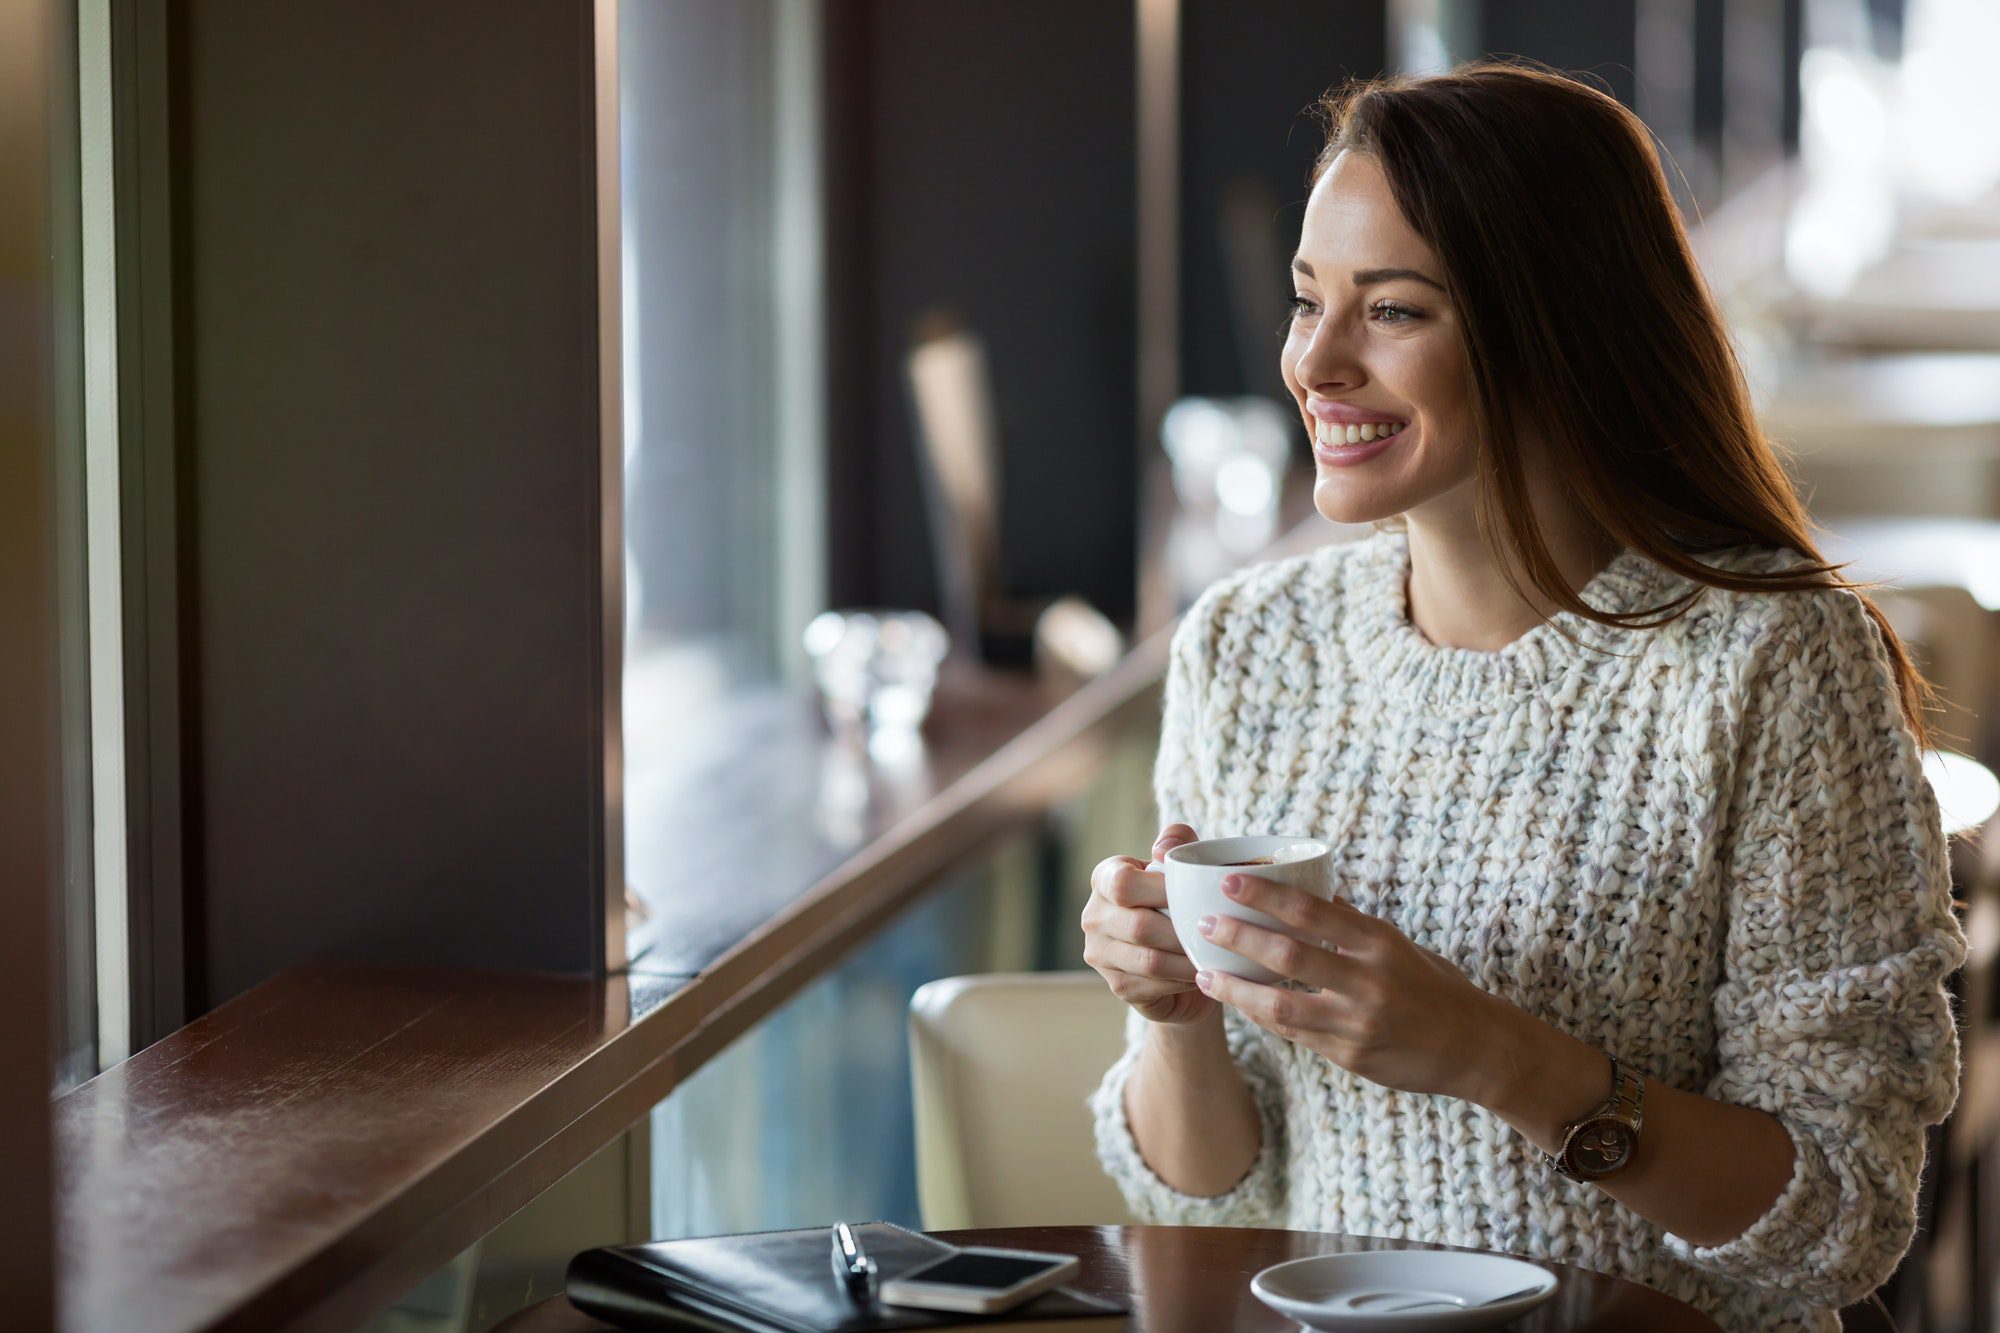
[{"left": 1146, "top": 835, "right": 1333, "bottom": 983}]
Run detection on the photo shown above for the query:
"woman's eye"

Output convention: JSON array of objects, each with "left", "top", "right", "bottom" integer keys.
[
  {"left": 1372, "top": 302, "right": 1419, "bottom": 324},
  {"left": 1278, "top": 294, "right": 1317, "bottom": 334}
]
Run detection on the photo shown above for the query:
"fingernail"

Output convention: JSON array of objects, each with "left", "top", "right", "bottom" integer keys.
[
  {"left": 1195, "top": 970, "right": 1214, "bottom": 991},
  {"left": 1222, "top": 876, "right": 1243, "bottom": 897},
  {"left": 1197, "top": 914, "right": 1217, "bottom": 936}
]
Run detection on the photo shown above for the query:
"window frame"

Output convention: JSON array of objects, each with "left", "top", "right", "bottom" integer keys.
[{"left": 107, "top": 0, "right": 189, "bottom": 1051}]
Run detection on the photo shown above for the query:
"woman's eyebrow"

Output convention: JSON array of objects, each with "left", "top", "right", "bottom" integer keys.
[{"left": 1291, "top": 256, "right": 1445, "bottom": 292}]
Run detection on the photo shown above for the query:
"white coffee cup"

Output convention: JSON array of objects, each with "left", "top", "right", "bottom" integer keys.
[{"left": 1147, "top": 834, "right": 1333, "bottom": 984}]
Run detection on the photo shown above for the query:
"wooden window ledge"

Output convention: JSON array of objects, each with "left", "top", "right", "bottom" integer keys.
[{"left": 56, "top": 501, "right": 1333, "bottom": 1333}]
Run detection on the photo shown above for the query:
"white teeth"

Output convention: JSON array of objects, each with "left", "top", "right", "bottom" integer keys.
[{"left": 1313, "top": 417, "right": 1407, "bottom": 446}]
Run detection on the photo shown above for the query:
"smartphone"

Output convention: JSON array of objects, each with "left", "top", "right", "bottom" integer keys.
[{"left": 877, "top": 1246, "right": 1081, "bottom": 1314}]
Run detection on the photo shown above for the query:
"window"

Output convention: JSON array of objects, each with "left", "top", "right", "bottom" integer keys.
[{"left": 619, "top": 0, "right": 826, "bottom": 966}]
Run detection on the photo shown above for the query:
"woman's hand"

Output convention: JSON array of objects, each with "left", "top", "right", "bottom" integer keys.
[
  {"left": 1193, "top": 872, "right": 1511, "bottom": 1100},
  {"left": 1082, "top": 824, "right": 1217, "bottom": 1026}
]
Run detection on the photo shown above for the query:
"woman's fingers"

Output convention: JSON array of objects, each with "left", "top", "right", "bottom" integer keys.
[
  {"left": 1090, "top": 856, "right": 1168, "bottom": 910},
  {"left": 1105, "top": 970, "right": 1202, "bottom": 1013},
  {"left": 1080, "top": 833, "right": 1216, "bottom": 1023},
  {"left": 1080, "top": 904, "right": 1184, "bottom": 964},
  {"left": 1152, "top": 823, "right": 1199, "bottom": 857},
  {"left": 1088, "top": 936, "right": 1199, "bottom": 983},
  {"left": 1195, "top": 969, "right": 1330, "bottom": 1042},
  {"left": 1219, "top": 874, "right": 1367, "bottom": 948},
  {"left": 1082, "top": 922, "right": 1200, "bottom": 991},
  {"left": 1107, "top": 904, "right": 1179, "bottom": 951},
  {"left": 1198, "top": 915, "right": 1342, "bottom": 990},
  {"left": 1082, "top": 860, "right": 1190, "bottom": 976},
  {"left": 1084, "top": 901, "right": 1192, "bottom": 977}
]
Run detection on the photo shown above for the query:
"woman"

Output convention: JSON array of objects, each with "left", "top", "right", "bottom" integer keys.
[{"left": 1083, "top": 64, "right": 1964, "bottom": 1333}]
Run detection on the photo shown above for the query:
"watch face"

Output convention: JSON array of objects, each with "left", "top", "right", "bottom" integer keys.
[{"left": 1568, "top": 1117, "right": 1637, "bottom": 1178}]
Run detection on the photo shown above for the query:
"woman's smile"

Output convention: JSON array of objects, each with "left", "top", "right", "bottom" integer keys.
[{"left": 1306, "top": 396, "right": 1411, "bottom": 464}]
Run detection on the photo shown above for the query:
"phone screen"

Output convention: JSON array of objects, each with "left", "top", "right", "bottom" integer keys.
[{"left": 899, "top": 1252, "right": 1065, "bottom": 1290}]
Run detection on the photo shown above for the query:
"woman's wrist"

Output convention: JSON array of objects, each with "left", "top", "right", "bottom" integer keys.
[
  {"left": 1465, "top": 994, "right": 1614, "bottom": 1154},
  {"left": 1139, "top": 1007, "right": 1249, "bottom": 1122},
  {"left": 1145, "top": 1003, "right": 1227, "bottom": 1065},
  {"left": 1130, "top": 1004, "right": 1261, "bottom": 1196}
]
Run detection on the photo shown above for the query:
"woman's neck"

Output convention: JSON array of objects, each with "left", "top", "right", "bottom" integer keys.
[{"left": 1403, "top": 500, "right": 1617, "bottom": 652}]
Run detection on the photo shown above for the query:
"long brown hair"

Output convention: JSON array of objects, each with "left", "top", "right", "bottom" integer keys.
[{"left": 1308, "top": 61, "right": 1937, "bottom": 746}]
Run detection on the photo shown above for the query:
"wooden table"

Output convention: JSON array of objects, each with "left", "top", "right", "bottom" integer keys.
[{"left": 492, "top": 1224, "right": 1722, "bottom": 1332}]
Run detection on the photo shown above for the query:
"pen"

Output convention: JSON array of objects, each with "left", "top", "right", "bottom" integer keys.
[{"left": 831, "top": 1221, "right": 877, "bottom": 1302}]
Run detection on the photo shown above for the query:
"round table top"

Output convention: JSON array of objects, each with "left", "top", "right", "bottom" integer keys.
[{"left": 491, "top": 1223, "right": 1722, "bottom": 1332}]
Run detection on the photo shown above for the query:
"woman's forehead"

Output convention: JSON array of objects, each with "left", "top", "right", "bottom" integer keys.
[{"left": 1297, "top": 153, "right": 1434, "bottom": 271}]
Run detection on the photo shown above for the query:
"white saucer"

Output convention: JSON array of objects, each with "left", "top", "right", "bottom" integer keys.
[{"left": 1250, "top": 1250, "right": 1559, "bottom": 1332}]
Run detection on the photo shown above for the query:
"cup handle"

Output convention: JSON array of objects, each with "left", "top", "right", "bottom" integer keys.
[{"left": 1146, "top": 860, "right": 1169, "bottom": 917}]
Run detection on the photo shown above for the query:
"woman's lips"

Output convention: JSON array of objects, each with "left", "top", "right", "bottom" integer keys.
[{"left": 1307, "top": 397, "right": 1408, "bottom": 426}]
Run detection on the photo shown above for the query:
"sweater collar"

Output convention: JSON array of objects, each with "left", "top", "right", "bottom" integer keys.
[{"left": 1335, "top": 529, "right": 1676, "bottom": 715}]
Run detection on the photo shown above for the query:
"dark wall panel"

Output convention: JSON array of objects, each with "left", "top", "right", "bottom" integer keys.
[
  {"left": 179, "top": 1, "right": 606, "bottom": 1006},
  {"left": 828, "top": 0, "right": 1138, "bottom": 623},
  {"left": 1781, "top": 0, "right": 1805, "bottom": 154},
  {"left": 821, "top": 10, "right": 876, "bottom": 621},
  {"left": 1477, "top": 0, "right": 1639, "bottom": 108},
  {"left": 1, "top": 0, "right": 62, "bottom": 1315},
  {"left": 1180, "top": 0, "right": 1388, "bottom": 401}
]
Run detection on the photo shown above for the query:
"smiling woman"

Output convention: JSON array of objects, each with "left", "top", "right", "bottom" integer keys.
[{"left": 1082, "top": 61, "right": 1966, "bottom": 1333}]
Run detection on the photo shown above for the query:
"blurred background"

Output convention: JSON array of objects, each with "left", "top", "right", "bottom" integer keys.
[{"left": 23, "top": 1, "right": 2000, "bottom": 1330}]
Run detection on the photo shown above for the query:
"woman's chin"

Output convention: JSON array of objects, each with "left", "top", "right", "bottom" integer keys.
[{"left": 1311, "top": 475, "right": 1406, "bottom": 527}]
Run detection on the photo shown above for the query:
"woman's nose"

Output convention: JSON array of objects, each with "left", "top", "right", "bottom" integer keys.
[{"left": 1293, "top": 321, "right": 1366, "bottom": 393}]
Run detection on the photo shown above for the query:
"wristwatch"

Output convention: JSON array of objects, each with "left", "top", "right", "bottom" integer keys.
[{"left": 1544, "top": 1056, "right": 1645, "bottom": 1182}]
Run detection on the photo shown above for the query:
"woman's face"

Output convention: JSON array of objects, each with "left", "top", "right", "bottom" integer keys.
[{"left": 1280, "top": 149, "right": 1480, "bottom": 527}]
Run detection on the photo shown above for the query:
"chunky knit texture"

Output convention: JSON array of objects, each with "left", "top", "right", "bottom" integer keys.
[{"left": 1089, "top": 529, "right": 1964, "bottom": 1333}]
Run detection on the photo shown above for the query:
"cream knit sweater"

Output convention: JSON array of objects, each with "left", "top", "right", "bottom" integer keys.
[{"left": 1090, "top": 529, "right": 1964, "bottom": 1333}]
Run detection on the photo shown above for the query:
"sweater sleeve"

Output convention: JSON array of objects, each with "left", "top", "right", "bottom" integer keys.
[
  {"left": 1086, "top": 583, "right": 1294, "bottom": 1225},
  {"left": 1661, "top": 587, "right": 1965, "bottom": 1307},
  {"left": 1089, "top": 1006, "right": 1291, "bottom": 1225}
]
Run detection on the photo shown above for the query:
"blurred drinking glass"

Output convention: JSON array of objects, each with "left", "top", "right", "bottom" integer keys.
[
  {"left": 1161, "top": 396, "right": 1292, "bottom": 601},
  {"left": 802, "top": 609, "right": 950, "bottom": 759}
]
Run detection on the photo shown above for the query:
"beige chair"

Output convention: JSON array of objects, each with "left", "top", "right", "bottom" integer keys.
[{"left": 909, "top": 971, "right": 1136, "bottom": 1229}]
